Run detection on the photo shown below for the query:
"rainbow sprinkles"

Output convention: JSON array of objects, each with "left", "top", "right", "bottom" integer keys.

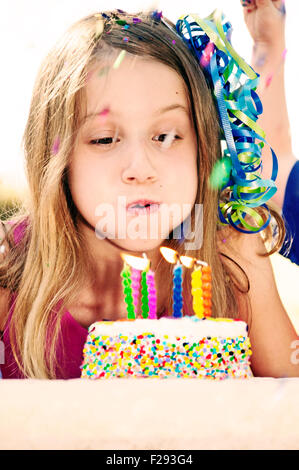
[{"left": 80, "top": 248, "right": 253, "bottom": 380}]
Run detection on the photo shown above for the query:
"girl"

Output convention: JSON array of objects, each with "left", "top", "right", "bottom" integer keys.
[{"left": 0, "top": 9, "right": 298, "bottom": 380}]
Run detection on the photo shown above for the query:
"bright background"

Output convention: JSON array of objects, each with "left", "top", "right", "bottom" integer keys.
[{"left": 0, "top": 0, "right": 298, "bottom": 198}]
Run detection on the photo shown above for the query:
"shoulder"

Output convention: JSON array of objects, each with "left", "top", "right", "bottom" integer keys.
[
  {"left": 217, "top": 226, "right": 280, "bottom": 319},
  {"left": 0, "top": 221, "right": 12, "bottom": 331},
  {"left": 217, "top": 225, "right": 271, "bottom": 265},
  {"left": 0, "top": 220, "right": 11, "bottom": 259},
  {"left": 217, "top": 226, "right": 268, "bottom": 264}
]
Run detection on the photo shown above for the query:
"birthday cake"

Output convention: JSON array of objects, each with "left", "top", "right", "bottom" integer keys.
[{"left": 80, "top": 316, "right": 253, "bottom": 379}]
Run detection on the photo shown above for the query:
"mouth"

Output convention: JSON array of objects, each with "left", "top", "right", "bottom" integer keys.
[{"left": 126, "top": 200, "right": 161, "bottom": 215}]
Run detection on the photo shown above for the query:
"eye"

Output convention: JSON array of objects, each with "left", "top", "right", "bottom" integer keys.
[
  {"left": 90, "top": 136, "right": 119, "bottom": 146},
  {"left": 153, "top": 133, "right": 182, "bottom": 145}
]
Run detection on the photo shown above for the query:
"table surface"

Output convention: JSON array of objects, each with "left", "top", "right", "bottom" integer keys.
[
  {"left": 1, "top": 377, "right": 299, "bottom": 450},
  {"left": 0, "top": 254, "right": 298, "bottom": 450}
]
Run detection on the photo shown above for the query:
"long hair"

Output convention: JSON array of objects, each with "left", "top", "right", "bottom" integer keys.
[{"left": 0, "top": 10, "right": 285, "bottom": 378}]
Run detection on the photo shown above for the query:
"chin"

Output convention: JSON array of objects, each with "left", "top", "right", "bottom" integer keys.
[{"left": 112, "top": 236, "right": 165, "bottom": 254}]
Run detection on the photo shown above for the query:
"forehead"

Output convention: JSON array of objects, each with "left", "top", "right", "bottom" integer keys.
[{"left": 82, "top": 55, "right": 191, "bottom": 121}]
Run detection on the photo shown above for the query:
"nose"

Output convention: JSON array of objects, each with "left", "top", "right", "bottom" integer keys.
[{"left": 121, "top": 142, "right": 158, "bottom": 184}]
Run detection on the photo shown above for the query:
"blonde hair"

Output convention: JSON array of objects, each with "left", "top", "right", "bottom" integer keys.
[{"left": 0, "top": 10, "right": 285, "bottom": 378}]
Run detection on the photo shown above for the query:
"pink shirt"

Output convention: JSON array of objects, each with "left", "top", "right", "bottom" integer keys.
[
  {"left": 1, "top": 292, "right": 88, "bottom": 379},
  {"left": 1, "top": 219, "right": 88, "bottom": 379}
]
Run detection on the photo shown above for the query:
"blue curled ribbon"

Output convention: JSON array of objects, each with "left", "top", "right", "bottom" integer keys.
[{"left": 175, "top": 10, "right": 278, "bottom": 233}]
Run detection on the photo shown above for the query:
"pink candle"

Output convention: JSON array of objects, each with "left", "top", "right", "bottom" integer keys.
[
  {"left": 147, "top": 269, "right": 157, "bottom": 319},
  {"left": 131, "top": 268, "right": 141, "bottom": 317}
]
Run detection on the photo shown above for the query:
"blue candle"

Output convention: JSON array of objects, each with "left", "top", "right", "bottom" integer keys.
[{"left": 173, "top": 263, "right": 183, "bottom": 318}]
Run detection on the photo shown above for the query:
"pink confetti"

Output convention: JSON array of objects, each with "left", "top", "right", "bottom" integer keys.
[
  {"left": 98, "top": 107, "right": 110, "bottom": 124},
  {"left": 51, "top": 136, "right": 60, "bottom": 155},
  {"left": 172, "top": 40, "right": 176, "bottom": 45},
  {"left": 282, "top": 48, "right": 287, "bottom": 61},
  {"left": 99, "top": 107, "right": 109, "bottom": 117},
  {"left": 265, "top": 73, "right": 273, "bottom": 88}
]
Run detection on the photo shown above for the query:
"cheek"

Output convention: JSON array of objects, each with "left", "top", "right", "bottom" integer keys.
[
  {"left": 176, "top": 151, "right": 198, "bottom": 191},
  {"left": 68, "top": 157, "right": 100, "bottom": 212},
  {"left": 69, "top": 152, "right": 103, "bottom": 190}
]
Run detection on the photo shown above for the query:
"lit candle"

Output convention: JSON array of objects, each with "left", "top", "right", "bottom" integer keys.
[
  {"left": 173, "top": 261, "right": 183, "bottom": 318},
  {"left": 201, "top": 265, "right": 212, "bottom": 317},
  {"left": 180, "top": 255, "right": 212, "bottom": 319},
  {"left": 141, "top": 268, "right": 149, "bottom": 319},
  {"left": 140, "top": 253, "right": 158, "bottom": 319},
  {"left": 147, "top": 269, "right": 157, "bottom": 319},
  {"left": 120, "top": 262, "right": 135, "bottom": 320},
  {"left": 131, "top": 268, "right": 141, "bottom": 318},
  {"left": 120, "top": 253, "right": 150, "bottom": 320},
  {"left": 160, "top": 247, "right": 183, "bottom": 318},
  {"left": 191, "top": 265, "right": 204, "bottom": 318}
]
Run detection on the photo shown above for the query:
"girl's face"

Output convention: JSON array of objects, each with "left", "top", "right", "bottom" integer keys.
[{"left": 69, "top": 54, "right": 198, "bottom": 253}]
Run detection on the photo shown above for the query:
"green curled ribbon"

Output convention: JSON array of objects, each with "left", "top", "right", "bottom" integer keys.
[{"left": 175, "top": 9, "right": 278, "bottom": 233}]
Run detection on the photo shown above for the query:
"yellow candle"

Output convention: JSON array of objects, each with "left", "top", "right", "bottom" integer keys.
[{"left": 191, "top": 267, "right": 205, "bottom": 318}]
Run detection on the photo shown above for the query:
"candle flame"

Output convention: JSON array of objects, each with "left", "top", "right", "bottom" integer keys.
[
  {"left": 120, "top": 253, "right": 150, "bottom": 271},
  {"left": 179, "top": 255, "right": 195, "bottom": 269},
  {"left": 160, "top": 246, "right": 179, "bottom": 264}
]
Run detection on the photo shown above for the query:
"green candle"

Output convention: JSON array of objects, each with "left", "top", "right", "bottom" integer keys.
[
  {"left": 120, "top": 264, "right": 135, "bottom": 319},
  {"left": 141, "top": 269, "right": 149, "bottom": 319}
]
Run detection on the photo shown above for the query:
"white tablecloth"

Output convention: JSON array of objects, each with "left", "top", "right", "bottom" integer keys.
[{"left": 0, "top": 377, "right": 299, "bottom": 450}]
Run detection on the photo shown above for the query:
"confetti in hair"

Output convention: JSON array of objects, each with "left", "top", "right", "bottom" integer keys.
[
  {"left": 116, "top": 19, "right": 127, "bottom": 26},
  {"left": 241, "top": 0, "right": 252, "bottom": 6},
  {"left": 51, "top": 136, "right": 60, "bottom": 155},
  {"left": 151, "top": 10, "right": 163, "bottom": 22}
]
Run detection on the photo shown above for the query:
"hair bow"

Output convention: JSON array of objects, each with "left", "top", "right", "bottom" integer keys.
[{"left": 175, "top": 10, "right": 278, "bottom": 233}]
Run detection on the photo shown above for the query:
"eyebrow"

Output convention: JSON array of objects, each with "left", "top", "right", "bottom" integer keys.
[{"left": 81, "top": 104, "right": 189, "bottom": 126}]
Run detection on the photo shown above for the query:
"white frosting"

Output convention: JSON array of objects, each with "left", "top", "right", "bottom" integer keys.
[{"left": 88, "top": 316, "right": 248, "bottom": 340}]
